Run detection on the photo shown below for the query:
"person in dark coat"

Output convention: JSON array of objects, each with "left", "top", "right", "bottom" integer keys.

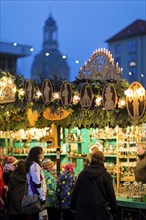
[
  {"left": 7, "top": 159, "right": 27, "bottom": 220},
  {"left": 134, "top": 143, "right": 146, "bottom": 183},
  {"left": 71, "top": 150, "right": 119, "bottom": 220}
]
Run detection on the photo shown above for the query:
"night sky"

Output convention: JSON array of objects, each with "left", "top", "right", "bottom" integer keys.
[{"left": 1, "top": 0, "right": 146, "bottom": 81}]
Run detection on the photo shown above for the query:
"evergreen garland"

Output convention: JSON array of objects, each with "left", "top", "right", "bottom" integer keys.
[{"left": 0, "top": 71, "right": 141, "bottom": 131}]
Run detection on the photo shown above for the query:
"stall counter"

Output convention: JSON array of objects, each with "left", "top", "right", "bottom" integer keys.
[{"left": 116, "top": 197, "right": 146, "bottom": 220}]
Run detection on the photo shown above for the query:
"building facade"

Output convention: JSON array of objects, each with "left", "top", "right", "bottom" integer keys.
[
  {"left": 0, "top": 41, "right": 32, "bottom": 75},
  {"left": 31, "top": 13, "right": 70, "bottom": 82},
  {"left": 106, "top": 19, "right": 146, "bottom": 88}
]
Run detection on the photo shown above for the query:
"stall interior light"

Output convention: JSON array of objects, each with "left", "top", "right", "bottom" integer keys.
[{"left": 45, "top": 52, "right": 50, "bottom": 56}]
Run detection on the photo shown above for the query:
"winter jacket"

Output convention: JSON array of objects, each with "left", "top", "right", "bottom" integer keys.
[
  {"left": 3, "top": 163, "right": 15, "bottom": 185},
  {"left": 57, "top": 172, "right": 76, "bottom": 209},
  {"left": 71, "top": 162, "right": 119, "bottom": 220},
  {"left": 26, "top": 162, "right": 47, "bottom": 202},
  {"left": 43, "top": 169, "right": 59, "bottom": 207},
  {"left": 7, "top": 172, "right": 26, "bottom": 215},
  {"left": 0, "top": 164, "right": 5, "bottom": 197},
  {"left": 134, "top": 152, "right": 146, "bottom": 183}
]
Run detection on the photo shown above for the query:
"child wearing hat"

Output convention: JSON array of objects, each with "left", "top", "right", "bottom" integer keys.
[
  {"left": 42, "top": 158, "right": 60, "bottom": 220},
  {"left": 57, "top": 163, "right": 76, "bottom": 220},
  {"left": 3, "top": 156, "right": 17, "bottom": 185}
]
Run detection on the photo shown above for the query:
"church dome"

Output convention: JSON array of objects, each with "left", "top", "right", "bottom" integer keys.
[{"left": 31, "top": 13, "right": 70, "bottom": 82}]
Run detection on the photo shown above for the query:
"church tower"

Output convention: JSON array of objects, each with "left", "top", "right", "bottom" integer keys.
[
  {"left": 31, "top": 13, "right": 70, "bottom": 82},
  {"left": 43, "top": 12, "right": 58, "bottom": 50}
]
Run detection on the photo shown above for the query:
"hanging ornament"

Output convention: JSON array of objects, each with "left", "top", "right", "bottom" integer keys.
[
  {"left": 125, "top": 81, "right": 145, "bottom": 120},
  {"left": 25, "top": 79, "right": 34, "bottom": 102},
  {"left": 60, "top": 81, "right": 72, "bottom": 107},
  {"left": 80, "top": 83, "right": 93, "bottom": 110},
  {"left": 42, "top": 80, "right": 53, "bottom": 105},
  {"left": 102, "top": 83, "right": 117, "bottom": 112},
  {"left": 0, "top": 76, "right": 16, "bottom": 104}
]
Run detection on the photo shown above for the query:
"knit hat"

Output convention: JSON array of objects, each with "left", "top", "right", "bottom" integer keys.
[
  {"left": 4, "top": 156, "right": 17, "bottom": 165},
  {"left": 64, "top": 163, "right": 74, "bottom": 173},
  {"left": 42, "top": 158, "right": 55, "bottom": 170}
]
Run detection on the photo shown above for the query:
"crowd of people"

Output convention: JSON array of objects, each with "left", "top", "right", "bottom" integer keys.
[{"left": 0, "top": 143, "right": 133, "bottom": 220}]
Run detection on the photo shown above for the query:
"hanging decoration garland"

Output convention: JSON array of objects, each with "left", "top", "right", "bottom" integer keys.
[{"left": 0, "top": 48, "right": 144, "bottom": 130}]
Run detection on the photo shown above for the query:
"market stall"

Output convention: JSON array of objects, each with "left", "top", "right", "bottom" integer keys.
[{"left": 1, "top": 48, "right": 146, "bottom": 219}]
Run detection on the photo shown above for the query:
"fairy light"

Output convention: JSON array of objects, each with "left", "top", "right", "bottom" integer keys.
[
  {"left": 118, "top": 98, "right": 126, "bottom": 108},
  {"left": 73, "top": 95, "right": 80, "bottom": 105},
  {"left": 36, "top": 90, "right": 42, "bottom": 98},
  {"left": 45, "top": 52, "right": 50, "bottom": 56},
  {"left": 12, "top": 87, "right": 16, "bottom": 93},
  {"left": 30, "top": 48, "right": 34, "bottom": 52},
  {"left": 95, "top": 96, "right": 102, "bottom": 107},
  {"left": 62, "top": 55, "right": 66, "bottom": 59},
  {"left": 53, "top": 92, "right": 60, "bottom": 100},
  {"left": 19, "top": 89, "right": 25, "bottom": 96}
]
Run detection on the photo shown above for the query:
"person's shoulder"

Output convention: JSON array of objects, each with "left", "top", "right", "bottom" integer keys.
[{"left": 30, "top": 162, "right": 41, "bottom": 171}]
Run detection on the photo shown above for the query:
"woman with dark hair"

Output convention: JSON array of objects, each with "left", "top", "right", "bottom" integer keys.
[
  {"left": 25, "top": 146, "right": 47, "bottom": 220},
  {"left": 71, "top": 150, "right": 119, "bottom": 220},
  {"left": 7, "top": 160, "right": 27, "bottom": 220}
]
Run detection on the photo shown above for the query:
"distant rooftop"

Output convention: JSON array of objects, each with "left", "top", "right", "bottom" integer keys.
[
  {"left": 106, "top": 19, "right": 146, "bottom": 42},
  {"left": 0, "top": 41, "right": 33, "bottom": 58}
]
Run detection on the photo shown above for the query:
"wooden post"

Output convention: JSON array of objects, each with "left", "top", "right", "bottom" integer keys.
[
  {"left": 51, "top": 124, "right": 61, "bottom": 176},
  {"left": 56, "top": 147, "right": 60, "bottom": 176}
]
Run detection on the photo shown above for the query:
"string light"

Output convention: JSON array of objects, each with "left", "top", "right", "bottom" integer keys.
[
  {"left": 36, "top": 90, "right": 42, "bottom": 98},
  {"left": 45, "top": 52, "right": 50, "bottom": 56},
  {"left": 0, "top": 38, "right": 86, "bottom": 68}
]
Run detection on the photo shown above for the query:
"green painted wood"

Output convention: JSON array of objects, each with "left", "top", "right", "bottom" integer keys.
[{"left": 117, "top": 198, "right": 146, "bottom": 209}]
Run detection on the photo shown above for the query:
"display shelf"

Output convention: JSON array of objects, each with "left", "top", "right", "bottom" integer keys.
[
  {"left": 104, "top": 155, "right": 117, "bottom": 157},
  {"left": 116, "top": 127, "right": 138, "bottom": 189},
  {"left": 68, "top": 155, "right": 87, "bottom": 159},
  {"left": 8, "top": 153, "right": 67, "bottom": 157}
]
